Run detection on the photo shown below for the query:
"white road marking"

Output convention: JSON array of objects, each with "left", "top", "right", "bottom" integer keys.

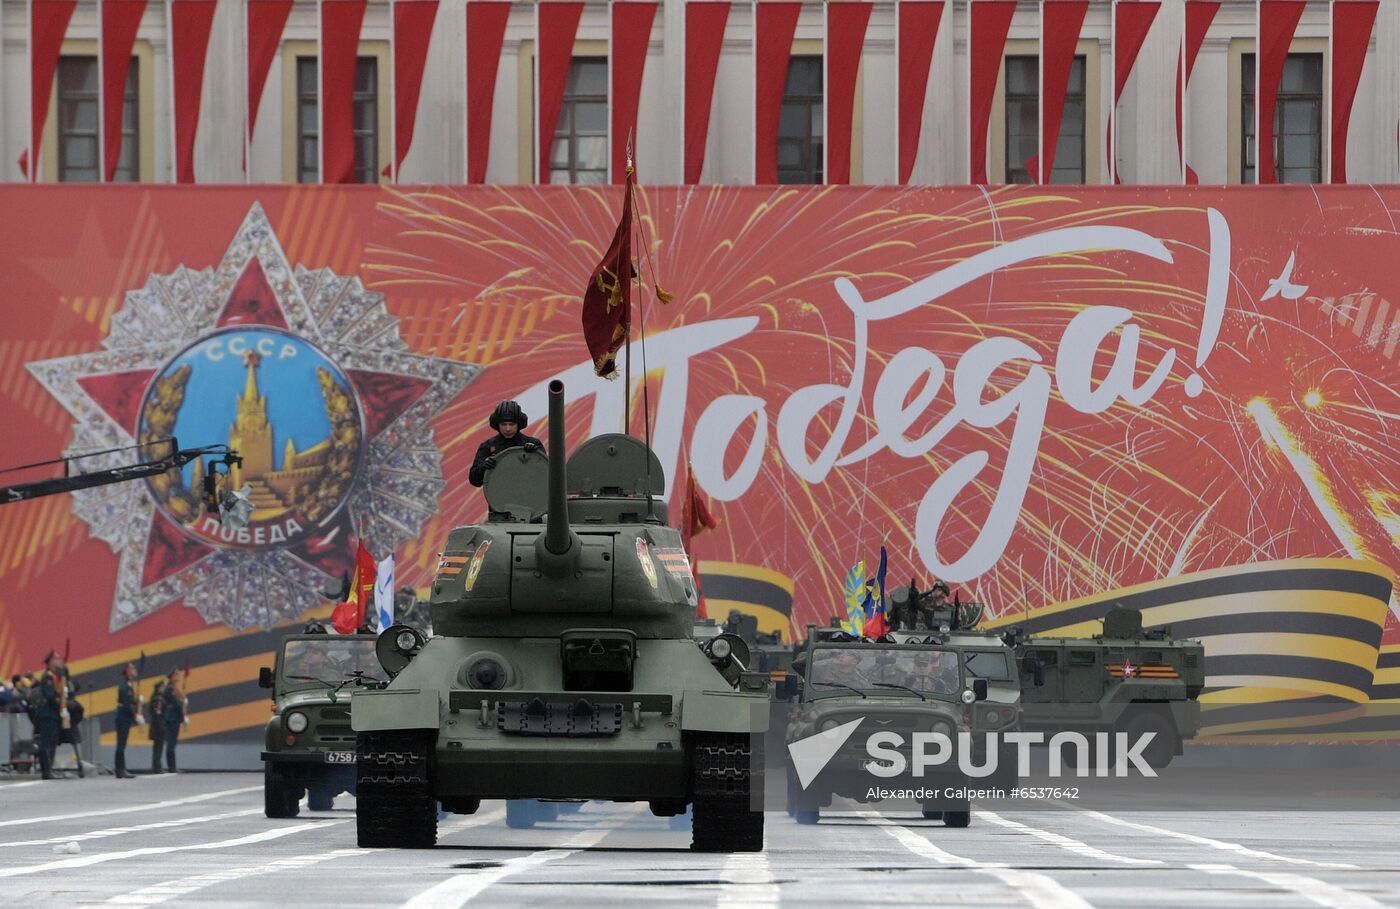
[
  {"left": 0, "top": 780, "right": 48, "bottom": 789},
  {"left": 399, "top": 808, "right": 635, "bottom": 909},
  {"left": 0, "top": 820, "right": 343, "bottom": 879},
  {"left": 974, "top": 810, "right": 1163, "bottom": 866},
  {"left": 859, "top": 812, "right": 1094, "bottom": 909},
  {"left": 718, "top": 851, "right": 780, "bottom": 909},
  {"left": 1189, "top": 862, "right": 1384, "bottom": 909},
  {"left": 94, "top": 809, "right": 507, "bottom": 907},
  {"left": 0, "top": 808, "right": 262, "bottom": 848},
  {"left": 0, "top": 785, "right": 263, "bottom": 828},
  {"left": 1076, "top": 809, "right": 1360, "bottom": 870}
]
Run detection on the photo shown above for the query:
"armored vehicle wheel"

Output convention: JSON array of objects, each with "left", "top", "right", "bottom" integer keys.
[
  {"left": 921, "top": 808, "right": 943, "bottom": 821},
  {"left": 943, "top": 810, "right": 971, "bottom": 828},
  {"left": 559, "top": 801, "right": 584, "bottom": 814},
  {"left": 506, "top": 800, "right": 537, "bottom": 829},
  {"left": 1123, "top": 709, "right": 1178, "bottom": 770},
  {"left": 356, "top": 731, "right": 437, "bottom": 848},
  {"left": 308, "top": 788, "right": 335, "bottom": 812},
  {"left": 264, "top": 765, "right": 299, "bottom": 819},
  {"left": 792, "top": 810, "right": 820, "bottom": 825},
  {"left": 536, "top": 801, "right": 560, "bottom": 822},
  {"left": 689, "top": 734, "right": 764, "bottom": 853}
]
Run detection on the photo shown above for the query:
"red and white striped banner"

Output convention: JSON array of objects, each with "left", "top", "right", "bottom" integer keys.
[
  {"left": 968, "top": 0, "right": 1015, "bottom": 184},
  {"left": 537, "top": 1, "right": 585, "bottom": 184},
  {"left": 1256, "top": 0, "right": 1306, "bottom": 185},
  {"left": 896, "top": 0, "right": 944, "bottom": 186},
  {"left": 466, "top": 0, "right": 511, "bottom": 184},
  {"left": 25, "top": 0, "right": 77, "bottom": 181},
  {"left": 1110, "top": 1, "right": 1161, "bottom": 184},
  {"left": 100, "top": 0, "right": 148, "bottom": 182},
  {"left": 611, "top": 1, "right": 658, "bottom": 182},
  {"left": 754, "top": 0, "right": 800, "bottom": 184},
  {"left": 169, "top": 0, "right": 218, "bottom": 184},
  {"left": 684, "top": 0, "right": 730, "bottom": 184},
  {"left": 245, "top": 0, "right": 292, "bottom": 169},
  {"left": 825, "top": 2, "right": 872, "bottom": 185},
  {"left": 1330, "top": 0, "right": 1380, "bottom": 184},
  {"left": 389, "top": 0, "right": 439, "bottom": 181},
  {"left": 1178, "top": 0, "right": 1220, "bottom": 184},
  {"left": 319, "top": 0, "right": 368, "bottom": 184},
  {"left": 1034, "top": 0, "right": 1088, "bottom": 183}
]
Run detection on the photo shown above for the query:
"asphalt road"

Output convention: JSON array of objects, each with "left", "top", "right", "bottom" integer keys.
[{"left": 2, "top": 772, "right": 1398, "bottom": 907}]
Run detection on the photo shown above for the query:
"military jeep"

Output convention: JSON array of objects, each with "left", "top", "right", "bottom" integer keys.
[{"left": 259, "top": 631, "right": 384, "bottom": 816}]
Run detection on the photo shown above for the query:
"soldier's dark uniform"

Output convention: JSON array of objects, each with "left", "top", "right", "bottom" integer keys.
[
  {"left": 161, "top": 681, "right": 186, "bottom": 772},
  {"left": 115, "top": 673, "right": 136, "bottom": 778},
  {"left": 469, "top": 401, "right": 544, "bottom": 487},
  {"left": 34, "top": 669, "right": 62, "bottom": 779},
  {"left": 147, "top": 681, "right": 166, "bottom": 773}
]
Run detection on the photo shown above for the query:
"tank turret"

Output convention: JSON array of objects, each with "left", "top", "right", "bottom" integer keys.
[{"left": 353, "top": 380, "right": 766, "bottom": 853}]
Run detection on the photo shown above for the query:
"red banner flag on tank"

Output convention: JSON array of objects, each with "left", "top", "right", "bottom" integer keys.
[{"left": 581, "top": 169, "right": 636, "bottom": 378}]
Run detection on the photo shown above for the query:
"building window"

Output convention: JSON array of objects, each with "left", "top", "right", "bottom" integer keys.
[
  {"left": 57, "top": 56, "right": 137, "bottom": 182},
  {"left": 1005, "top": 56, "right": 1086, "bottom": 184},
  {"left": 778, "top": 56, "right": 823, "bottom": 184},
  {"left": 548, "top": 58, "right": 607, "bottom": 184},
  {"left": 1242, "top": 53, "right": 1322, "bottom": 184},
  {"left": 296, "top": 57, "right": 380, "bottom": 183}
]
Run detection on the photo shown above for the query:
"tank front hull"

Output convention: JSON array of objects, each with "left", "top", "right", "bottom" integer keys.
[{"left": 434, "top": 742, "right": 688, "bottom": 800}]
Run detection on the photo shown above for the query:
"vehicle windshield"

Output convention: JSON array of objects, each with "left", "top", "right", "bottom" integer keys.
[
  {"left": 963, "top": 650, "right": 1012, "bottom": 680},
  {"left": 808, "top": 647, "right": 961, "bottom": 696},
  {"left": 279, "top": 639, "right": 385, "bottom": 688}
]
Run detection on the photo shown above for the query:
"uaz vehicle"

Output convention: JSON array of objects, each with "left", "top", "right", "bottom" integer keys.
[
  {"left": 782, "top": 632, "right": 1012, "bottom": 827},
  {"left": 351, "top": 380, "right": 769, "bottom": 851},
  {"left": 259, "top": 630, "right": 383, "bottom": 816}
]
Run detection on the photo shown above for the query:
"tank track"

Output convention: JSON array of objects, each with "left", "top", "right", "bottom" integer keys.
[
  {"left": 690, "top": 733, "right": 764, "bottom": 853},
  {"left": 355, "top": 731, "right": 437, "bottom": 848}
]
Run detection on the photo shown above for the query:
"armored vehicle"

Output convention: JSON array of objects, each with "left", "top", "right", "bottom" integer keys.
[
  {"left": 782, "top": 631, "right": 1013, "bottom": 827},
  {"left": 259, "top": 630, "right": 383, "bottom": 816},
  {"left": 1011, "top": 605, "right": 1205, "bottom": 768},
  {"left": 352, "top": 380, "right": 769, "bottom": 851}
]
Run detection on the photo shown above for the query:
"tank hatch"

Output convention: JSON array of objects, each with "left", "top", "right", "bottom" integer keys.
[
  {"left": 566, "top": 434, "right": 668, "bottom": 524},
  {"left": 483, "top": 448, "right": 549, "bottom": 521}
]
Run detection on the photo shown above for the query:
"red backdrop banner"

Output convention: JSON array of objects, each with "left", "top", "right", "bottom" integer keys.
[
  {"left": 0, "top": 185, "right": 1397, "bottom": 742},
  {"left": 610, "top": 1, "right": 658, "bottom": 182},
  {"left": 170, "top": 0, "right": 219, "bottom": 184},
  {"left": 754, "top": 1, "right": 801, "bottom": 184},
  {"left": 897, "top": 1, "right": 944, "bottom": 186},
  {"left": 683, "top": 1, "right": 730, "bottom": 184},
  {"left": 247, "top": 0, "right": 294, "bottom": 151},
  {"left": 390, "top": 0, "right": 440, "bottom": 180},
  {"left": 466, "top": 1, "right": 512, "bottom": 184},
  {"left": 101, "top": 0, "right": 148, "bottom": 182},
  {"left": 320, "top": 0, "right": 369, "bottom": 184},
  {"left": 537, "top": 2, "right": 585, "bottom": 185},
  {"left": 825, "top": 2, "right": 873, "bottom": 186},
  {"left": 28, "top": 0, "right": 77, "bottom": 182}
]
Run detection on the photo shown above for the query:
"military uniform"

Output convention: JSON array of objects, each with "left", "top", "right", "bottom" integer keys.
[
  {"left": 114, "top": 676, "right": 136, "bottom": 778},
  {"left": 34, "top": 669, "right": 63, "bottom": 779},
  {"left": 160, "top": 683, "right": 186, "bottom": 772},
  {"left": 146, "top": 683, "right": 166, "bottom": 772},
  {"left": 469, "top": 400, "right": 544, "bottom": 487}
]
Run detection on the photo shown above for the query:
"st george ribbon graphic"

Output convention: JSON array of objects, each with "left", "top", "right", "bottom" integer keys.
[{"left": 26, "top": 204, "right": 478, "bottom": 631}]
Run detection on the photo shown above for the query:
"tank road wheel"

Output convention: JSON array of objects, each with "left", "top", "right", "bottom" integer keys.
[
  {"left": 689, "top": 734, "right": 764, "bottom": 853},
  {"left": 943, "top": 811, "right": 971, "bottom": 828},
  {"left": 505, "top": 800, "right": 537, "bottom": 830},
  {"left": 792, "top": 810, "right": 820, "bottom": 825},
  {"left": 1123, "top": 709, "right": 1179, "bottom": 770},
  {"left": 920, "top": 808, "right": 943, "bottom": 821},
  {"left": 356, "top": 731, "right": 437, "bottom": 848},
  {"left": 264, "top": 765, "right": 300, "bottom": 819}
]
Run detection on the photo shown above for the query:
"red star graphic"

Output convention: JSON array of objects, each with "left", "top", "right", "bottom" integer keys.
[{"left": 1121, "top": 660, "right": 1137, "bottom": 679}]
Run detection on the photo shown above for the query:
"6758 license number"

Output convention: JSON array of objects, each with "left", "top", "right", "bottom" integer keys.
[{"left": 324, "top": 752, "right": 355, "bottom": 764}]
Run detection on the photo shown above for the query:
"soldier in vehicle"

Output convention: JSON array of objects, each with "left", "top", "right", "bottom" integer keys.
[
  {"left": 816, "top": 649, "right": 873, "bottom": 688},
  {"left": 292, "top": 646, "right": 334, "bottom": 681},
  {"left": 906, "top": 653, "right": 958, "bottom": 695},
  {"left": 469, "top": 400, "right": 545, "bottom": 487}
]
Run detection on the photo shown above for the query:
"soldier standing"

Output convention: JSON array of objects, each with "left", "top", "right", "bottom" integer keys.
[
  {"left": 114, "top": 662, "right": 137, "bottom": 779},
  {"left": 161, "top": 669, "right": 188, "bottom": 773},
  {"left": 146, "top": 679, "right": 167, "bottom": 773},
  {"left": 468, "top": 401, "right": 544, "bottom": 487},
  {"left": 34, "top": 650, "right": 64, "bottom": 780}
]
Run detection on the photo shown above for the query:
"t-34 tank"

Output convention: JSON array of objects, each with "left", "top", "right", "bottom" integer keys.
[{"left": 352, "top": 380, "right": 768, "bottom": 851}]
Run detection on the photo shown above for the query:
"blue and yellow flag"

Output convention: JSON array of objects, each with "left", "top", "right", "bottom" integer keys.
[{"left": 842, "top": 561, "right": 868, "bottom": 635}]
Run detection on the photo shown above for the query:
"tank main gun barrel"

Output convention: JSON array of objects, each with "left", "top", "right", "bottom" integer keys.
[{"left": 541, "top": 379, "right": 576, "bottom": 561}]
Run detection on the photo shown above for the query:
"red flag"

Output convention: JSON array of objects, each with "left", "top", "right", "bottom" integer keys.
[
  {"left": 581, "top": 169, "right": 635, "bottom": 378},
  {"left": 331, "top": 540, "right": 377, "bottom": 634},
  {"left": 681, "top": 464, "right": 718, "bottom": 619}
]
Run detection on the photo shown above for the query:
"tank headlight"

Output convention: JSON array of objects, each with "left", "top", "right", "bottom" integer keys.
[
  {"left": 982, "top": 708, "right": 1003, "bottom": 725},
  {"left": 939, "top": 623, "right": 951, "bottom": 634},
  {"left": 820, "top": 718, "right": 842, "bottom": 732},
  {"left": 395, "top": 630, "right": 419, "bottom": 652},
  {"left": 466, "top": 657, "right": 507, "bottom": 690},
  {"left": 931, "top": 719, "right": 953, "bottom": 738},
  {"left": 709, "top": 637, "right": 733, "bottom": 660},
  {"left": 960, "top": 689, "right": 976, "bottom": 705},
  {"left": 285, "top": 711, "right": 308, "bottom": 733}
]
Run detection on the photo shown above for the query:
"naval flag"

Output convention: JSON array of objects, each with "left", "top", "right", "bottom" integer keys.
[{"left": 375, "top": 553, "right": 396, "bottom": 632}]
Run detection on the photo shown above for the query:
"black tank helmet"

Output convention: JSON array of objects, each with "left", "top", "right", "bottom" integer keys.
[{"left": 489, "top": 400, "right": 527, "bottom": 430}]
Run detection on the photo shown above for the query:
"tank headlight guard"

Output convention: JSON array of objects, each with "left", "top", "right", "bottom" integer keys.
[
  {"left": 709, "top": 637, "right": 732, "bottom": 660},
  {"left": 285, "top": 711, "right": 308, "bottom": 733},
  {"left": 395, "top": 630, "right": 419, "bottom": 652},
  {"left": 466, "top": 657, "right": 507, "bottom": 690}
]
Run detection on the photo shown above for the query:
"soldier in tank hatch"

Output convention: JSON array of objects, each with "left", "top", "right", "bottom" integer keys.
[{"left": 469, "top": 400, "right": 545, "bottom": 487}]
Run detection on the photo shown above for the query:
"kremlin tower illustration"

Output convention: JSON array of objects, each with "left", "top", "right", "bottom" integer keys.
[{"left": 190, "top": 350, "right": 333, "bottom": 520}]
